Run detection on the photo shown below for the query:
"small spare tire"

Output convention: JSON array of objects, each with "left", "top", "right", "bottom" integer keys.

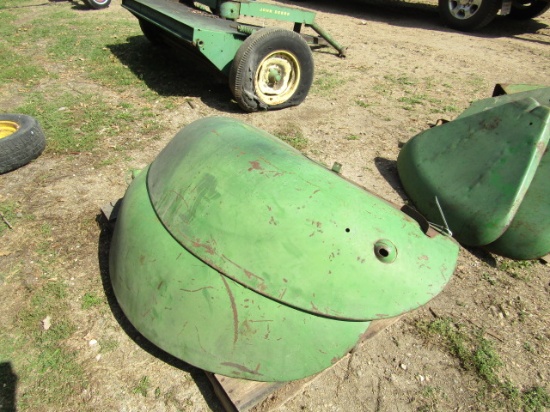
[{"left": 0, "top": 114, "right": 46, "bottom": 174}]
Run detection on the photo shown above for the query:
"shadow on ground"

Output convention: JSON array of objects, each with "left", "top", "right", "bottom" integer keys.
[
  {"left": 0, "top": 362, "right": 17, "bottom": 412},
  {"left": 374, "top": 157, "right": 408, "bottom": 201},
  {"left": 108, "top": 36, "right": 243, "bottom": 114}
]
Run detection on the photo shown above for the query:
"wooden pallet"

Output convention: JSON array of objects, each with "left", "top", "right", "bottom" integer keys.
[{"left": 206, "top": 316, "right": 401, "bottom": 412}]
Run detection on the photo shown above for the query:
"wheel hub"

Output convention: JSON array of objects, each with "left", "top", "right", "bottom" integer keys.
[
  {"left": 255, "top": 51, "right": 301, "bottom": 105},
  {"left": 449, "top": 0, "right": 482, "bottom": 18},
  {"left": 0, "top": 121, "right": 18, "bottom": 139}
]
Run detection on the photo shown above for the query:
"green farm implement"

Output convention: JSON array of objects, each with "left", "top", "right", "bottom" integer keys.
[{"left": 122, "top": 0, "right": 346, "bottom": 111}]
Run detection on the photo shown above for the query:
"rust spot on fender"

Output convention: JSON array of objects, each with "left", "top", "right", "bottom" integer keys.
[
  {"left": 220, "top": 276, "right": 239, "bottom": 345},
  {"left": 180, "top": 286, "right": 214, "bottom": 292},
  {"left": 244, "top": 268, "right": 265, "bottom": 283},
  {"left": 248, "top": 160, "right": 263, "bottom": 172},
  {"left": 192, "top": 240, "right": 216, "bottom": 255}
]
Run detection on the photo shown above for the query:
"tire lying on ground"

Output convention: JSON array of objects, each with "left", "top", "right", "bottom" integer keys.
[{"left": 0, "top": 114, "right": 46, "bottom": 174}]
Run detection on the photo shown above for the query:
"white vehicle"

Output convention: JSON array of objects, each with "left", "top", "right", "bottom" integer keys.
[{"left": 294, "top": 0, "right": 549, "bottom": 31}]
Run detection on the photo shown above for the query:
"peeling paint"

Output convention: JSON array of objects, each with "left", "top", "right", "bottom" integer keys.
[{"left": 248, "top": 160, "right": 263, "bottom": 172}]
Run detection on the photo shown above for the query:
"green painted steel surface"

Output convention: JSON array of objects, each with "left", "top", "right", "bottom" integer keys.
[
  {"left": 110, "top": 167, "right": 372, "bottom": 381},
  {"left": 493, "top": 83, "right": 550, "bottom": 97},
  {"left": 397, "top": 88, "right": 550, "bottom": 259},
  {"left": 110, "top": 117, "right": 459, "bottom": 380},
  {"left": 123, "top": 0, "right": 248, "bottom": 74},
  {"left": 122, "top": 0, "right": 325, "bottom": 75},
  {"left": 459, "top": 86, "right": 550, "bottom": 119},
  {"left": 486, "top": 144, "right": 550, "bottom": 259},
  {"left": 238, "top": 1, "right": 316, "bottom": 24},
  {"left": 147, "top": 117, "right": 458, "bottom": 321}
]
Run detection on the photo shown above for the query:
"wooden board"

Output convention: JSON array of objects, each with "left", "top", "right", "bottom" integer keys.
[{"left": 206, "top": 316, "right": 402, "bottom": 412}]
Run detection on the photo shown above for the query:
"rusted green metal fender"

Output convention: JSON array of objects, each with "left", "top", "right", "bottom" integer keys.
[
  {"left": 397, "top": 86, "right": 550, "bottom": 260},
  {"left": 110, "top": 117, "right": 459, "bottom": 381}
]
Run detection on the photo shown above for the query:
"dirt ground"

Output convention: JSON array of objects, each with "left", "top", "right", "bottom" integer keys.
[{"left": 1, "top": 0, "right": 549, "bottom": 410}]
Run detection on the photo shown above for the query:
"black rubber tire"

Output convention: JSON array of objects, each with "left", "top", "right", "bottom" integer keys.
[
  {"left": 508, "top": 0, "right": 550, "bottom": 19},
  {"left": 438, "top": 0, "right": 500, "bottom": 30},
  {"left": 85, "top": 0, "right": 111, "bottom": 9},
  {"left": 0, "top": 114, "right": 46, "bottom": 174},
  {"left": 139, "top": 19, "right": 166, "bottom": 46},
  {"left": 229, "top": 28, "right": 314, "bottom": 112}
]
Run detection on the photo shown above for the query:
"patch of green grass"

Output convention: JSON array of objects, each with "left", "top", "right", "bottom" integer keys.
[
  {"left": 40, "top": 223, "right": 52, "bottom": 237},
  {"left": 312, "top": 71, "right": 345, "bottom": 96},
  {"left": 421, "top": 317, "right": 501, "bottom": 384},
  {"left": 498, "top": 259, "right": 535, "bottom": 280},
  {"left": 2, "top": 7, "right": 154, "bottom": 155},
  {"left": 443, "top": 105, "right": 460, "bottom": 113},
  {"left": 374, "top": 74, "right": 463, "bottom": 115},
  {"left": 466, "top": 75, "right": 487, "bottom": 93},
  {"left": 0, "top": 201, "right": 19, "bottom": 236},
  {"left": 0, "top": 280, "right": 86, "bottom": 410},
  {"left": 472, "top": 334, "right": 501, "bottom": 384},
  {"left": 133, "top": 375, "right": 151, "bottom": 397},
  {"left": 418, "top": 317, "right": 550, "bottom": 411},
  {"left": 15, "top": 91, "right": 150, "bottom": 153},
  {"left": 99, "top": 338, "right": 119, "bottom": 354},
  {"left": 81, "top": 292, "right": 104, "bottom": 309},
  {"left": 344, "top": 134, "right": 360, "bottom": 141},
  {"left": 274, "top": 124, "right": 308, "bottom": 150},
  {"left": 3, "top": 6, "right": 140, "bottom": 88},
  {"left": 15, "top": 92, "right": 106, "bottom": 152},
  {"left": 481, "top": 272, "right": 497, "bottom": 285},
  {"left": 354, "top": 99, "right": 371, "bottom": 108},
  {"left": 417, "top": 385, "right": 444, "bottom": 412},
  {"left": 0, "top": 45, "right": 47, "bottom": 86},
  {"left": 384, "top": 74, "right": 417, "bottom": 86},
  {"left": 95, "top": 157, "right": 116, "bottom": 167},
  {"left": 523, "top": 341, "right": 534, "bottom": 353},
  {"left": 522, "top": 386, "right": 550, "bottom": 412},
  {"left": 398, "top": 94, "right": 427, "bottom": 109}
]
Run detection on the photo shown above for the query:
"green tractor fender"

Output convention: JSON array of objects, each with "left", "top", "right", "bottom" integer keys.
[{"left": 110, "top": 117, "right": 459, "bottom": 381}]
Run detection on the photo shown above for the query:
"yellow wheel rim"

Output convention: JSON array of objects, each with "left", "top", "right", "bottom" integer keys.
[
  {"left": 0, "top": 121, "right": 19, "bottom": 139},
  {"left": 254, "top": 50, "right": 301, "bottom": 106}
]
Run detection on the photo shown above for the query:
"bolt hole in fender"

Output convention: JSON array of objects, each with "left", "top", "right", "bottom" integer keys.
[
  {"left": 229, "top": 28, "right": 314, "bottom": 112},
  {"left": 0, "top": 114, "right": 46, "bottom": 174},
  {"left": 438, "top": 0, "right": 501, "bottom": 30},
  {"left": 84, "top": 0, "right": 112, "bottom": 9}
]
